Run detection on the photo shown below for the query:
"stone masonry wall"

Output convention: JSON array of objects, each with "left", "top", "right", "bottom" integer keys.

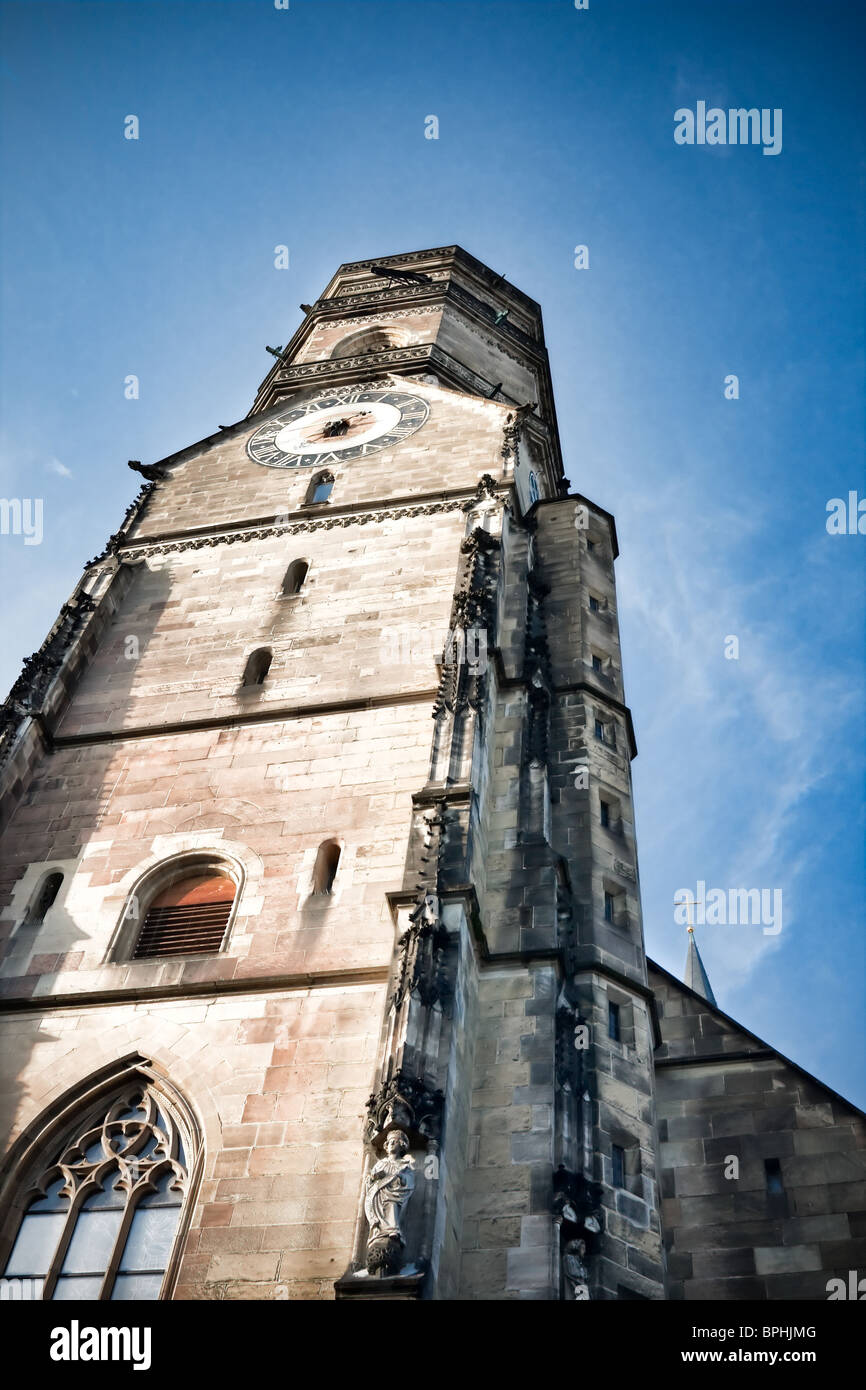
[
  {"left": 652, "top": 965, "right": 866, "bottom": 1300},
  {"left": 0, "top": 984, "right": 384, "bottom": 1300},
  {"left": 458, "top": 963, "right": 558, "bottom": 1300},
  {"left": 0, "top": 369, "right": 523, "bottom": 1301},
  {"left": 130, "top": 380, "right": 512, "bottom": 538}
]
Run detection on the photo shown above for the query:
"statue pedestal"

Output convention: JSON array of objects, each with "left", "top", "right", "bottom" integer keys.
[{"left": 333, "top": 1269, "right": 426, "bottom": 1301}]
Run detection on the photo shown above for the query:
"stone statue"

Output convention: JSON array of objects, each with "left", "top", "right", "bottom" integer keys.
[
  {"left": 364, "top": 1129, "right": 416, "bottom": 1274},
  {"left": 562, "top": 1237, "right": 590, "bottom": 1300}
]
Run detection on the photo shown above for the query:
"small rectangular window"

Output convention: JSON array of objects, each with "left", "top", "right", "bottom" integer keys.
[
  {"left": 594, "top": 717, "right": 616, "bottom": 748},
  {"left": 587, "top": 539, "right": 596, "bottom": 553},
  {"left": 612, "top": 1145, "right": 625, "bottom": 1188},
  {"left": 608, "top": 1001, "right": 620, "bottom": 1041},
  {"left": 592, "top": 653, "right": 603, "bottom": 673},
  {"left": 764, "top": 1158, "right": 784, "bottom": 1195},
  {"left": 604, "top": 890, "right": 615, "bottom": 923},
  {"left": 600, "top": 799, "right": 610, "bottom": 828},
  {"left": 589, "top": 594, "right": 600, "bottom": 613}
]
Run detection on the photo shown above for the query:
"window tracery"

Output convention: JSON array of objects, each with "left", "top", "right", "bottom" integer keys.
[{"left": 2, "top": 1077, "right": 194, "bottom": 1301}]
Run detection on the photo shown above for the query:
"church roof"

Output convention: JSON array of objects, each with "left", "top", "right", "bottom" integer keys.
[{"left": 646, "top": 957, "right": 866, "bottom": 1121}]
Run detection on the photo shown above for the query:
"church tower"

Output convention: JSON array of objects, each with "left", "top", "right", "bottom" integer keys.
[{"left": 0, "top": 247, "right": 664, "bottom": 1300}]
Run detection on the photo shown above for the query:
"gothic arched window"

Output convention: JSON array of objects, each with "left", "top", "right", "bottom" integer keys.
[
  {"left": 311, "top": 840, "right": 341, "bottom": 895},
  {"left": 307, "top": 472, "right": 334, "bottom": 506},
  {"left": 131, "top": 866, "right": 236, "bottom": 960},
  {"left": 281, "top": 559, "right": 309, "bottom": 596},
  {"left": 242, "top": 647, "right": 272, "bottom": 686},
  {"left": 27, "top": 871, "right": 64, "bottom": 924},
  {"left": 1, "top": 1071, "right": 197, "bottom": 1301}
]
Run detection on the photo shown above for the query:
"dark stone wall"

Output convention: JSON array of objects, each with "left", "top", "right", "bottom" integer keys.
[{"left": 650, "top": 964, "right": 866, "bottom": 1300}]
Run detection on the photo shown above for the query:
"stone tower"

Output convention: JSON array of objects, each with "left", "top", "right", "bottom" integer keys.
[{"left": 0, "top": 246, "right": 664, "bottom": 1301}]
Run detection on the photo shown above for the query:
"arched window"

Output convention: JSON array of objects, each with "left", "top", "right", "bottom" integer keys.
[
  {"left": 0, "top": 1069, "right": 197, "bottom": 1301},
  {"left": 27, "top": 871, "right": 64, "bottom": 924},
  {"left": 330, "top": 326, "right": 403, "bottom": 360},
  {"left": 281, "top": 559, "right": 309, "bottom": 596},
  {"left": 132, "top": 867, "right": 236, "bottom": 959},
  {"left": 242, "top": 647, "right": 272, "bottom": 687},
  {"left": 307, "top": 472, "right": 334, "bottom": 506},
  {"left": 311, "top": 840, "right": 341, "bottom": 896}
]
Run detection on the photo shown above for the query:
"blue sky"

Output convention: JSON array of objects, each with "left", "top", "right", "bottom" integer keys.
[{"left": 1, "top": 0, "right": 864, "bottom": 1103}]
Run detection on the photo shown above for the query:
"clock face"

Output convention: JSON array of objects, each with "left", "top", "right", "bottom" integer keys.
[{"left": 247, "top": 388, "right": 429, "bottom": 468}]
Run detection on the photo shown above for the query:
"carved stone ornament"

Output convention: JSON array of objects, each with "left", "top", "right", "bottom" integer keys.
[
  {"left": 553, "top": 1166, "right": 604, "bottom": 1245},
  {"left": 562, "top": 1238, "right": 590, "bottom": 1300},
  {"left": 364, "top": 1129, "right": 416, "bottom": 1276},
  {"left": 119, "top": 496, "right": 475, "bottom": 561},
  {"left": 0, "top": 591, "right": 99, "bottom": 774},
  {"left": 364, "top": 1071, "right": 444, "bottom": 1145},
  {"left": 389, "top": 896, "right": 449, "bottom": 1011}
]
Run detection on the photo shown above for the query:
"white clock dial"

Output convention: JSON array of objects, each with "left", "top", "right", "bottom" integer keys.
[
  {"left": 247, "top": 388, "right": 429, "bottom": 469},
  {"left": 274, "top": 400, "right": 402, "bottom": 457}
]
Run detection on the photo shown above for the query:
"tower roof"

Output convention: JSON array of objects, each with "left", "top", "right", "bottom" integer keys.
[{"left": 683, "top": 927, "right": 716, "bottom": 1005}]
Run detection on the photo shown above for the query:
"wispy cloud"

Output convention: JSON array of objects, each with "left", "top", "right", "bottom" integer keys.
[{"left": 618, "top": 479, "right": 860, "bottom": 996}]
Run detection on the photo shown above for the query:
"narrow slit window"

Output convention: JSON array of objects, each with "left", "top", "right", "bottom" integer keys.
[
  {"left": 29, "top": 872, "right": 64, "bottom": 924},
  {"left": 764, "top": 1157, "right": 784, "bottom": 1195},
  {"left": 604, "top": 890, "right": 615, "bottom": 923},
  {"left": 242, "top": 648, "right": 272, "bottom": 687},
  {"left": 612, "top": 1145, "right": 625, "bottom": 1188},
  {"left": 308, "top": 472, "right": 334, "bottom": 505},
  {"left": 600, "top": 800, "right": 611, "bottom": 829},
  {"left": 281, "top": 560, "right": 308, "bottom": 596},
  {"left": 608, "top": 1002, "right": 620, "bottom": 1041},
  {"left": 311, "top": 840, "right": 341, "bottom": 896}
]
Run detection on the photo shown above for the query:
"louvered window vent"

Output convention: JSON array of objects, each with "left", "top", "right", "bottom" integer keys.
[{"left": 133, "top": 873, "right": 234, "bottom": 959}]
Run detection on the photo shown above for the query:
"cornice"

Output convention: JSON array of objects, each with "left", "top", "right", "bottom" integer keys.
[
  {"left": 307, "top": 307, "right": 436, "bottom": 330},
  {"left": 336, "top": 246, "right": 459, "bottom": 275},
  {"left": 45, "top": 681, "right": 632, "bottom": 759},
  {"left": 655, "top": 1050, "right": 776, "bottom": 1067},
  {"left": 553, "top": 680, "right": 638, "bottom": 759},
  {"left": 527, "top": 492, "right": 620, "bottom": 559},
  {"left": 331, "top": 279, "right": 446, "bottom": 306},
  {"left": 254, "top": 340, "right": 531, "bottom": 415},
  {"left": 272, "top": 342, "right": 430, "bottom": 384},
  {"left": 428, "top": 343, "right": 520, "bottom": 402},
  {"left": 51, "top": 687, "right": 441, "bottom": 750},
  {"left": 315, "top": 281, "right": 544, "bottom": 357},
  {"left": 486, "top": 649, "right": 638, "bottom": 760},
  {"left": 0, "top": 963, "right": 391, "bottom": 1015},
  {"left": 331, "top": 244, "right": 543, "bottom": 315},
  {"left": 121, "top": 484, "right": 512, "bottom": 559}
]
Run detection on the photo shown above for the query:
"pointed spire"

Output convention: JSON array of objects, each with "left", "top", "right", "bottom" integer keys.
[{"left": 684, "top": 927, "right": 716, "bottom": 1006}]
